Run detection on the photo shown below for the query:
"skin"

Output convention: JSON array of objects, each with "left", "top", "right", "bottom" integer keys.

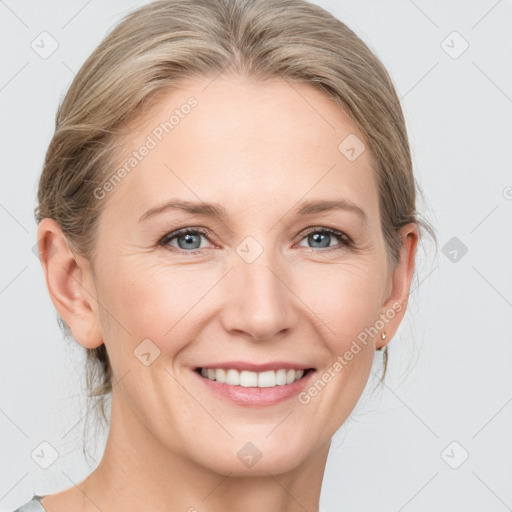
[{"left": 37, "top": 74, "right": 418, "bottom": 512}]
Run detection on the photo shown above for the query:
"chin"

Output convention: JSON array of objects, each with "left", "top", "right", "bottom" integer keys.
[{"left": 190, "top": 436, "right": 318, "bottom": 477}]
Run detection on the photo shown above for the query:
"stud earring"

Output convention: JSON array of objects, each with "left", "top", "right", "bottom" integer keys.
[{"left": 376, "top": 331, "right": 388, "bottom": 352}]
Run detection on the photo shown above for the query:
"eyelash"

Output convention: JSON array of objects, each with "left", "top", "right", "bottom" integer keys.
[{"left": 158, "top": 226, "right": 353, "bottom": 255}]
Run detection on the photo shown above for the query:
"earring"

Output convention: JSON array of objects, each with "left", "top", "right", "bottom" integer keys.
[{"left": 377, "top": 331, "right": 388, "bottom": 352}]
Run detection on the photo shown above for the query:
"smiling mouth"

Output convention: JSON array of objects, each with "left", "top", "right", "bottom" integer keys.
[{"left": 194, "top": 367, "right": 315, "bottom": 388}]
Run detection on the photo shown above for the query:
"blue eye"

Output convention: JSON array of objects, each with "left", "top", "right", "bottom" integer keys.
[
  {"left": 297, "top": 228, "right": 351, "bottom": 251},
  {"left": 159, "top": 226, "right": 351, "bottom": 255},
  {"left": 160, "top": 228, "right": 212, "bottom": 253}
]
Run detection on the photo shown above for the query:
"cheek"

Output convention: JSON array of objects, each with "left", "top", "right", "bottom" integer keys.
[
  {"left": 300, "top": 258, "right": 385, "bottom": 349},
  {"left": 297, "top": 263, "right": 384, "bottom": 429},
  {"left": 98, "top": 258, "right": 214, "bottom": 359}
]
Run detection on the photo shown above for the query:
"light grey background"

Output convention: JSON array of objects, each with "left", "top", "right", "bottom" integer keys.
[{"left": 1, "top": 1, "right": 511, "bottom": 511}]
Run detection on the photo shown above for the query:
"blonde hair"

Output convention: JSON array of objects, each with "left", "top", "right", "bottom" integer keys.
[{"left": 35, "top": 0, "right": 436, "bottom": 441}]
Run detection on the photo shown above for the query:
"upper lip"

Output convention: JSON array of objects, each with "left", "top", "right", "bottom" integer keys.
[{"left": 195, "top": 361, "right": 315, "bottom": 372}]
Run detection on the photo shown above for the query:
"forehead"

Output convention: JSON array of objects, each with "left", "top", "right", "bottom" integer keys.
[{"left": 103, "top": 74, "right": 380, "bottom": 227}]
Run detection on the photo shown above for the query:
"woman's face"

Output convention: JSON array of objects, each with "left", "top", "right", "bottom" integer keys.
[{"left": 49, "top": 74, "right": 417, "bottom": 475}]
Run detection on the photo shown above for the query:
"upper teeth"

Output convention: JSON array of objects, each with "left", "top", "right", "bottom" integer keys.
[{"left": 199, "top": 368, "right": 305, "bottom": 387}]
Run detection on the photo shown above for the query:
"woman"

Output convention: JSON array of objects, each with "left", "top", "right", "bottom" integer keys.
[{"left": 15, "top": 0, "right": 435, "bottom": 510}]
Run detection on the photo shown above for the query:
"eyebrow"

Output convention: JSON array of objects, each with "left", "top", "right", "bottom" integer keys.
[{"left": 138, "top": 198, "right": 367, "bottom": 224}]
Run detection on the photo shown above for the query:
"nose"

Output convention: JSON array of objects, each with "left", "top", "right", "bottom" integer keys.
[{"left": 219, "top": 251, "right": 297, "bottom": 342}]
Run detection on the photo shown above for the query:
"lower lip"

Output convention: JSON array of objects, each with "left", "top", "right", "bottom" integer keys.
[{"left": 192, "top": 368, "right": 315, "bottom": 407}]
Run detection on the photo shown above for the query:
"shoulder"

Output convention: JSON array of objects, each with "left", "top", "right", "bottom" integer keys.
[{"left": 10, "top": 495, "right": 47, "bottom": 512}]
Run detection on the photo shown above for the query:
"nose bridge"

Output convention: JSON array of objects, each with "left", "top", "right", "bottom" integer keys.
[{"left": 222, "top": 241, "right": 294, "bottom": 341}]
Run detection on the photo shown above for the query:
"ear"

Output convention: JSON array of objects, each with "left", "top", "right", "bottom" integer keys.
[
  {"left": 376, "top": 223, "right": 419, "bottom": 350},
  {"left": 36, "top": 218, "right": 103, "bottom": 349}
]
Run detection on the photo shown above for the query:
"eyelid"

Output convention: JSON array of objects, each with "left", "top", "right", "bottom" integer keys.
[
  {"left": 159, "top": 226, "right": 215, "bottom": 250},
  {"left": 296, "top": 226, "right": 352, "bottom": 245},
  {"left": 159, "top": 225, "right": 352, "bottom": 253}
]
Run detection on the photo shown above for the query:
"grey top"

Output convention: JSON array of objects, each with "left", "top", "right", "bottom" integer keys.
[
  {"left": 10, "top": 494, "right": 329, "bottom": 511},
  {"left": 11, "top": 495, "right": 46, "bottom": 512}
]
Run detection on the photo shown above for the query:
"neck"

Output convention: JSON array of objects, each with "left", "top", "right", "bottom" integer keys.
[{"left": 79, "top": 388, "right": 330, "bottom": 512}]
